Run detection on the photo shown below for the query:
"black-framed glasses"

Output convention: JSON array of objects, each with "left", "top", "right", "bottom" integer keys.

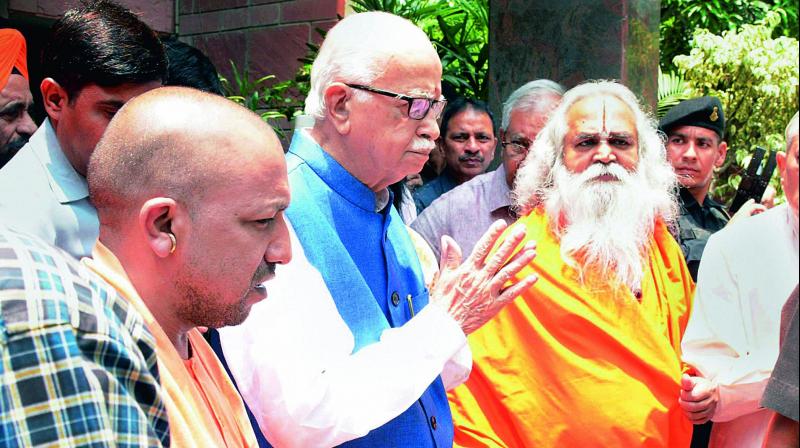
[
  {"left": 345, "top": 83, "right": 446, "bottom": 121},
  {"left": 502, "top": 138, "right": 533, "bottom": 156}
]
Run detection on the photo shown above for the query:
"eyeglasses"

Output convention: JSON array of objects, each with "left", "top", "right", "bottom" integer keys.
[
  {"left": 502, "top": 138, "right": 533, "bottom": 156},
  {"left": 345, "top": 83, "right": 446, "bottom": 121}
]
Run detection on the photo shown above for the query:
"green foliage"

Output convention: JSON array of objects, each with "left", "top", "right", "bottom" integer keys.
[
  {"left": 673, "top": 12, "right": 799, "bottom": 203},
  {"left": 349, "top": 0, "right": 489, "bottom": 100},
  {"left": 661, "top": 0, "right": 798, "bottom": 73},
  {"left": 656, "top": 69, "right": 692, "bottom": 118},
  {"left": 220, "top": 34, "right": 322, "bottom": 136}
]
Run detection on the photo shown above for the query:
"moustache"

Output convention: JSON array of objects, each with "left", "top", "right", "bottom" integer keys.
[
  {"left": 252, "top": 262, "right": 276, "bottom": 285},
  {"left": 409, "top": 138, "right": 435, "bottom": 153},
  {"left": 458, "top": 153, "right": 485, "bottom": 163},
  {"left": 578, "top": 162, "right": 631, "bottom": 183},
  {"left": 0, "top": 136, "right": 30, "bottom": 166}
]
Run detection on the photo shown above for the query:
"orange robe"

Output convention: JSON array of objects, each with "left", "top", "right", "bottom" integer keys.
[
  {"left": 449, "top": 207, "right": 694, "bottom": 447},
  {"left": 84, "top": 243, "right": 258, "bottom": 448}
]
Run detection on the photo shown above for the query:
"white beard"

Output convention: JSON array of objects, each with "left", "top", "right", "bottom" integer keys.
[{"left": 544, "top": 162, "right": 666, "bottom": 293}]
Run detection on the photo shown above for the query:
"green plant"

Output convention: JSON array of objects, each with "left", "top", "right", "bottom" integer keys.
[
  {"left": 349, "top": 0, "right": 489, "bottom": 100},
  {"left": 660, "top": 0, "right": 798, "bottom": 73},
  {"left": 656, "top": 69, "right": 692, "bottom": 118},
  {"left": 673, "top": 11, "right": 799, "bottom": 203},
  {"left": 219, "top": 30, "right": 324, "bottom": 136}
]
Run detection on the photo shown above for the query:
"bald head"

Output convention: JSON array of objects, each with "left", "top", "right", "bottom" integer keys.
[{"left": 89, "top": 86, "right": 282, "bottom": 226}]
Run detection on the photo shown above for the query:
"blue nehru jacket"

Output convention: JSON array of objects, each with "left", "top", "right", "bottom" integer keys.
[{"left": 284, "top": 130, "right": 453, "bottom": 447}]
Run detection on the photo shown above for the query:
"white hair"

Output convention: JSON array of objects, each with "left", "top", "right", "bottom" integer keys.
[
  {"left": 304, "top": 12, "right": 436, "bottom": 120},
  {"left": 786, "top": 111, "right": 799, "bottom": 150},
  {"left": 512, "top": 80, "right": 678, "bottom": 292},
  {"left": 501, "top": 79, "right": 565, "bottom": 129}
]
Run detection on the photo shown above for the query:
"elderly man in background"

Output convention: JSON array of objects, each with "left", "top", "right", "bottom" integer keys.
[
  {"left": 680, "top": 111, "right": 799, "bottom": 448},
  {"left": 413, "top": 97, "right": 497, "bottom": 212},
  {"left": 215, "top": 12, "right": 537, "bottom": 448},
  {"left": 0, "top": 0, "right": 165, "bottom": 259},
  {"left": 412, "top": 79, "right": 564, "bottom": 259},
  {"left": 449, "top": 80, "right": 695, "bottom": 447},
  {"left": 86, "top": 87, "right": 291, "bottom": 446},
  {"left": 0, "top": 28, "right": 36, "bottom": 168}
]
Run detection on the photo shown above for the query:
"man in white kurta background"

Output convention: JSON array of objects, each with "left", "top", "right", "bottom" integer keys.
[{"left": 680, "top": 111, "right": 800, "bottom": 447}]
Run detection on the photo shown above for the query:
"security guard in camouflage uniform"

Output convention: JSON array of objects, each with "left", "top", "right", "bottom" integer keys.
[{"left": 660, "top": 96, "right": 730, "bottom": 282}]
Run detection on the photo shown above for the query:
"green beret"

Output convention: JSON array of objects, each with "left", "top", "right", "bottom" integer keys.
[{"left": 659, "top": 96, "right": 725, "bottom": 139}]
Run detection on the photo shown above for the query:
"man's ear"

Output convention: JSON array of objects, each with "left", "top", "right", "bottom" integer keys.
[
  {"left": 715, "top": 141, "right": 728, "bottom": 168},
  {"left": 139, "top": 197, "right": 183, "bottom": 258},
  {"left": 40, "top": 78, "right": 69, "bottom": 124},
  {"left": 324, "top": 83, "right": 352, "bottom": 135},
  {"left": 777, "top": 150, "right": 787, "bottom": 175}
]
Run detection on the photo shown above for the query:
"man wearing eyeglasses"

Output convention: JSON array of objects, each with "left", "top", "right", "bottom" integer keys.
[
  {"left": 213, "top": 11, "right": 538, "bottom": 448},
  {"left": 412, "top": 97, "right": 497, "bottom": 213},
  {"left": 411, "top": 80, "right": 564, "bottom": 260}
]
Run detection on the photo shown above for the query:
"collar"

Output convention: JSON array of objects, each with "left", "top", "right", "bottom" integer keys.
[
  {"left": 289, "top": 130, "right": 388, "bottom": 213},
  {"left": 678, "top": 187, "right": 725, "bottom": 211},
  {"left": 30, "top": 119, "right": 89, "bottom": 204},
  {"left": 486, "top": 166, "right": 513, "bottom": 214},
  {"left": 678, "top": 187, "right": 701, "bottom": 210}
]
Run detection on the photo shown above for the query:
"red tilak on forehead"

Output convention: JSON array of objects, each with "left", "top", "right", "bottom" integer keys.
[{"left": 601, "top": 99, "right": 607, "bottom": 134}]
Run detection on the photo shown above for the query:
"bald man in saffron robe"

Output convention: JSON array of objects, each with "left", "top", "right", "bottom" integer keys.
[
  {"left": 86, "top": 87, "right": 292, "bottom": 447},
  {"left": 448, "top": 81, "right": 695, "bottom": 447}
]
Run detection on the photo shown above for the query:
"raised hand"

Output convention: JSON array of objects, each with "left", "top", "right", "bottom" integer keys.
[{"left": 429, "top": 220, "right": 538, "bottom": 335}]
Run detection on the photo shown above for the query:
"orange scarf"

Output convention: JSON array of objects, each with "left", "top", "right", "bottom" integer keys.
[
  {"left": 449, "top": 207, "right": 694, "bottom": 447},
  {"left": 0, "top": 29, "right": 28, "bottom": 90},
  {"left": 84, "top": 243, "right": 258, "bottom": 447}
]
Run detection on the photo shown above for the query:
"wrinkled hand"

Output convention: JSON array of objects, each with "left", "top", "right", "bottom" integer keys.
[
  {"left": 679, "top": 374, "right": 719, "bottom": 424},
  {"left": 729, "top": 199, "right": 767, "bottom": 226},
  {"left": 429, "top": 220, "right": 538, "bottom": 335}
]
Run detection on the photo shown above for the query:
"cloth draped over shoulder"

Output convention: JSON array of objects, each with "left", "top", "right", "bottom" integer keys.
[
  {"left": 83, "top": 242, "right": 257, "bottom": 448},
  {"left": 448, "top": 206, "right": 695, "bottom": 447},
  {"left": 0, "top": 29, "right": 28, "bottom": 89}
]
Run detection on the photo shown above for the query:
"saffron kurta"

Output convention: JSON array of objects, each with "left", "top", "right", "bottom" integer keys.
[
  {"left": 448, "top": 207, "right": 694, "bottom": 447},
  {"left": 84, "top": 243, "right": 258, "bottom": 448}
]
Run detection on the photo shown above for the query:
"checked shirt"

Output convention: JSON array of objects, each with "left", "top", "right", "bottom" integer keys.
[{"left": 0, "top": 226, "right": 169, "bottom": 447}]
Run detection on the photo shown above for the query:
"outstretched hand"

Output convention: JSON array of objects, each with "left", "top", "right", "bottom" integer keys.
[{"left": 429, "top": 220, "right": 538, "bottom": 335}]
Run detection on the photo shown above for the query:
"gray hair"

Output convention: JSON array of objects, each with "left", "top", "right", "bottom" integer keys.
[
  {"left": 512, "top": 80, "right": 676, "bottom": 220},
  {"left": 501, "top": 79, "right": 565, "bottom": 129},
  {"left": 786, "top": 111, "right": 799, "bottom": 149},
  {"left": 304, "top": 12, "right": 436, "bottom": 120}
]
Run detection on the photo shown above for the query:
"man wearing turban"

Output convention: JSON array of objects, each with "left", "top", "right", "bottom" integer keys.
[{"left": 0, "top": 28, "right": 36, "bottom": 168}]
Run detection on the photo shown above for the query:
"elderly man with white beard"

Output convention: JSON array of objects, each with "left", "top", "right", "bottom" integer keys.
[{"left": 448, "top": 80, "right": 695, "bottom": 447}]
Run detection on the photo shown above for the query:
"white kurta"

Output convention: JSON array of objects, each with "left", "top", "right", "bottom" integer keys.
[
  {"left": 218, "top": 222, "right": 471, "bottom": 448},
  {"left": 0, "top": 119, "right": 98, "bottom": 259},
  {"left": 682, "top": 203, "right": 799, "bottom": 448}
]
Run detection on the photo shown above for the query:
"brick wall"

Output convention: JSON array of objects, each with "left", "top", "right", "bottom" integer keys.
[
  {"left": 178, "top": 0, "right": 345, "bottom": 83},
  {"left": 7, "top": 0, "right": 174, "bottom": 33},
  {"left": 5, "top": 0, "right": 344, "bottom": 85}
]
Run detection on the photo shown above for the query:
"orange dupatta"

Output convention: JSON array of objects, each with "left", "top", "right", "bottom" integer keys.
[{"left": 84, "top": 243, "right": 258, "bottom": 448}]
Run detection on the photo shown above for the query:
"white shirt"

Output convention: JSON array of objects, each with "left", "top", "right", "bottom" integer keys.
[
  {"left": 219, "top": 221, "right": 471, "bottom": 448},
  {"left": 0, "top": 119, "right": 98, "bottom": 259},
  {"left": 682, "top": 203, "right": 799, "bottom": 448}
]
